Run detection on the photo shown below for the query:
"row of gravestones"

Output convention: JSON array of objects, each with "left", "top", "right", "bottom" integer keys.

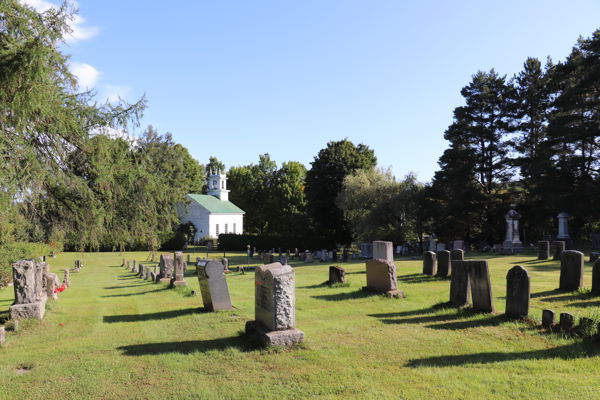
[
  {"left": 2, "top": 258, "right": 78, "bottom": 346},
  {"left": 251, "top": 248, "right": 358, "bottom": 263},
  {"left": 422, "top": 249, "right": 465, "bottom": 277}
]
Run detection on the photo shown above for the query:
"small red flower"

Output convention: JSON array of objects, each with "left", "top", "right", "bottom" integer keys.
[{"left": 59, "top": 323, "right": 64, "bottom": 326}]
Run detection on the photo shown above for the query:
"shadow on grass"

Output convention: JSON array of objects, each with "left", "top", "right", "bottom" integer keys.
[
  {"left": 425, "top": 314, "right": 507, "bottom": 330},
  {"left": 0, "top": 299, "right": 14, "bottom": 304},
  {"left": 373, "top": 307, "right": 504, "bottom": 329},
  {"left": 104, "top": 284, "right": 149, "bottom": 290},
  {"left": 117, "top": 335, "right": 259, "bottom": 355},
  {"left": 345, "top": 271, "right": 366, "bottom": 275},
  {"left": 101, "top": 287, "right": 169, "bottom": 298},
  {"left": 566, "top": 298, "right": 600, "bottom": 308},
  {"left": 104, "top": 307, "right": 207, "bottom": 323},
  {"left": 311, "top": 290, "right": 373, "bottom": 301},
  {"left": 368, "top": 304, "right": 452, "bottom": 319},
  {"left": 117, "top": 275, "right": 139, "bottom": 280},
  {"left": 530, "top": 289, "right": 566, "bottom": 298},
  {"left": 397, "top": 273, "right": 449, "bottom": 284},
  {"left": 298, "top": 282, "right": 329, "bottom": 289},
  {"left": 406, "top": 342, "right": 600, "bottom": 367}
]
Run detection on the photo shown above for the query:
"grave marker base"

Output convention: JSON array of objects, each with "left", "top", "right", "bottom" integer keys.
[
  {"left": 245, "top": 321, "right": 304, "bottom": 347},
  {"left": 9, "top": 301, "right": 45, "bottom": 320},
  {"left": 361, "top": 286, "right": 404, "bottom": 298},
  {"left": 170, "top": 279, "right": 188, "bottom": 288}
]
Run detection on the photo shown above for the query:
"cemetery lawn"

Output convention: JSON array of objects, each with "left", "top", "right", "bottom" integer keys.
[{"left": 1, "top": 250, "right": 600, "bottom": 400}]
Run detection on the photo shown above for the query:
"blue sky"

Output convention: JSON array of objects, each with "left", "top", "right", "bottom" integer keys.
[{"left": 26, "top": 0, "right": 600, "bottom": 182}]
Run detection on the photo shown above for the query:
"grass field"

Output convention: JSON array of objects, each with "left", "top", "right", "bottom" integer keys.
[{"left": 1, "top": 248, "right": 600, "bottom": 400}]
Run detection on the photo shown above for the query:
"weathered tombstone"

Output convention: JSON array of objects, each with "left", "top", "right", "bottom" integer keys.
[
  {"left": 279, "top": 255, "right": 288, "bottom": 265},
  {"left": 454, "top": 240, "right": 464, "bottom": 250},
  {"left": 170, "top": 257, "right": 187, "bottom": 287},
  {"left": 328, "top": 251, "right": 333, "bottom": 261},
  {"left": 299, "top": 253, "right": 306, "bottom": 261},
  {"left": 0, "top": 326, "right": 4, "bottom": 346},
  {"left": 436, "top": 243, "right": 446, "bottom": 251},
  {"left": 328, "top": 266, "right": 345, "bottom": 285},
  {"left": 144, "top": 267, "right": 150, "bottom": 280},
  {"left": 593, "top": 259, "right": 600, "bottom": 294},
  {"left": 450, "top": 249, "right": 464, "bottom": 261},
  {"left": 467, "top": 260, "right": 494, "bottom": 313},
  {"left": 196, "top": 259, "right": 232, "bottom": 311},
  {"left": 63, "top": 269, "right": 70, "bottom": 286},
  {"left": 138, "top": 263, "right": 143, "bottom": 277},
  {"left": 305, "top": 253, "right": 313, "bottom": 262},
  {"left": 360, "top": 243, "right": 373, "bottom": 259},
  {"left": 207, "top": 241, "right": 213, "bottom": 251},
  {"left": 150, "top": 272, "right": 156, "bottom": 281},
  {"left": 373, "top": 241, "right": 393, "bottom": 263},
  {"left": 423, "top": 251, "right": 437, "bottom": 276},
  {"left": 505, "top": 265, "right": 530, "bottom": 318},
  {"left": 553, "top": 241, "right": 565, "bottom": 261},
  {"left": 363, "top": 259, "right": 403, "bottom": 297},
  {"left": 436, "top": 250, "right": 450, "bottom": 277},
  {"left": 590, "top": 252, "right": 599, "bottom": 263},
  {"left": 245, "top": 263, "right": 304, "bottom": 346},
  {"left": 560, "top": 312, "right": 574, "bottom": 328},
  {"left": 493, "top": 244, "right": 502, "bottom": 253},
  {"left": 428, "top": 234, "right": 437, "bottom": 251},
  {"left": 559, "top": 250, "right": 584, "bottom": 291},
  {"left": 262, "top": 253, "right": 270, "bottom": 265},
  {"left": 47, "top": 273, "right": 57, "bottom": 299},
  {"left": 542, "top": 309, "right": 555, "bottom": 326},
  {"left": 9, "top": 260, "right": 45, "bottom": 320},
  {"left": 538, "top": 241, "right": 550, "bottom": 260},
  {"left": 342, "top": 248, "right": 349, "bottom": 262},
  {"left": 174, "top": 251, "right": 184, "bottom": 274},
  {"left": 449, "top": 260, "right": 471, "bottom": 307},
  {"left": 221, "top": 257, "right": 229, "bottom": 272},
  {"left": 158, "top": 254, "right": 174, "bottom": 282},
  {"left": 33, "top": 262, "right": 44, "bottom": 301},
  {"left": 321, "top": 249, "right": 328, "bottom": 261}
]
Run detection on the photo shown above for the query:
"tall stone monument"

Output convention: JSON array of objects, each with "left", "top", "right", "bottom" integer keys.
[
  {"left": 506, "top": 265, "right": 530, "bottom": 318},
  {"left": 468, "top": 260, "right": 494, "bottom": 313},
  {"left": 245, "top": 263, "right": 304, "bottom": 346},
  {"left": 559, "top": 250, "right": 584, "bottom": 291},
  {"left": 158, "top": 254, "right": 174, "bottom": 283},
  {"left": 449, "top": 260, "right": 471, "bottom": 307},
  {"left": 557, "top": 212, "right": 570, "bottom": 240},
  {"left": 423, "top": 251, "right": 437, "bottom": 276},
  {"left": 501, "top": 205, "right": 524, "bottom": 254},
  {"left": 373, "top": 241, "right": 393, "bottom": 263},
  {"left": 9, "top": 260, "right": 45, "bottom": 320}
]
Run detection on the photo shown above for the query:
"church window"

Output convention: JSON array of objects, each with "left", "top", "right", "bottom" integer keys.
[
  {"left": 212, "top": 180, "right": 217, "bottom": 189},
  {"left": 216, "top": 224, "right": 219, "bottom": 236},
  {"left": 233, "top": 223, "right": 236, "bottom": 234}
]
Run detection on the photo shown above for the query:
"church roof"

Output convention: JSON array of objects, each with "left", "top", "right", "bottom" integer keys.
[{"left": 187, "top": 194, "right": 245, "bottom": 214}]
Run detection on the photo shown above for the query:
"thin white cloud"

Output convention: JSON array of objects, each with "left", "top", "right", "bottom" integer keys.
[
  {"left": 71, "top": 62, "right": 101, "bottom": 90},
  {"left": 21, "top": 0, "right": 99, "bottom": 42}
]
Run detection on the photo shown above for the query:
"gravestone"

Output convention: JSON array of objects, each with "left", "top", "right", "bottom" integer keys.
[
  {"left": 454, "top": 240, "right": 464, "bottom": 250},
  {"left": 505, "top": 265, "right": 530, "bottom": 318},
  {"left": 221, "top": 257, "right": 229, "bottom": 271},
  {"left": 538, "top": 241, "right": 550, "bottom": 260},
  {"left": 280, "top": 255, "right": 289, "bottom": 265},
  {"left": 436, "top": 250, "right": 450, "bottom": 277},
  {"left": 593, "top": 259, "right": 600, "bottom": 294},
  {"left": 138, "top": 263, "right": 143, "bottom": 277},
  {"left": 245, "top": 263, "right": 304, "bottom": 346},
  {"left": 158, "top": 254, "right": 174, "bottom": 282},
  {"left": 9, "top": 260, "right": 45, "bottom": 320},
  {"left": 321, "top": 249, "right": 328, "bottom": 261},
  {"left": 542, "top": 309, "right": 555, "bottom": 326},
  {"left": 351, "top": 252, "right": 356, "bottom": 260},
  {"left": 171, "top": 256, "right": 187, "bottom": 287},
  {"left": 363, "top": 259, "right": 403, "bottom": 297},
  {"left": 328, "top": 266, "right": 345, "bottom": 285},
  {"left": 40, "top": 262, "right": 49, "bottom": 296},
  {"left": 332, "top": 250, "right": 337, "bottom": 262},
  {"left": 342, "top": 248, "right": 348, "bottom": 262},
  {"left": 560, "top": 313, "right": 574, "bottom": 328},
  {"left": 299, "top": 253, "right": 306, "bottom": 261},
  {"left": 0, "top": 326, "right": 4, "bottom": 346},
  {"left": 360, "top": 243, "right": 373, "bottom": 259},
  {"left": 144, "top": 267, "right": 150, "bottom": 280},
  {"left": 429, "top": 234, "right": 437, "bottom": 251},
  {"left": 373, "top": 241, "right": 393, "bottom": 263},
  {"left": 316, "top": 250, "right": 321, "bottom": 259},
  {"left": 305, "top": 253, "right": 313, "bottom": 262},
  {"left": 423, "top": 251, "right": 437, "bottom": 276},
  {"left": 501, "top": 205, "right": 524, "bottom": 253},
  {"left": 196, "top": 259, "right": 232, "bottom": 311},
  {"left": 174, "top": 251, "right": 184, "bottom": 274},
  {"left": 553, "top": 241, "right": 565, "bottom": 261},
  {"left": 47, "top": 273, "right": 57, "bottom": 299},
  {"left": 63, "top": 269, "right": 70, "bottom": 286},
  {"left": 450, "top": 260, "right": 471, "bottom": 307},
  {"left": 450, "top": 249, "right": 464, "bottom": 261},
  {"left": 207, "top": 241, "right": 213, "bottom": 251},
  {"left": 150, "top": 272, "right": 156, "bottom": 281},
  {"left": 123, "top": 258, "right": 126, "bottom": 267},
  {"left": 493, "top": 244, "right": 502, "bottom": 253},
  {"left": 557, "top": 212, "right": 570, "bottom": 240},
  {"left": 468, "top": 260, "right": 494, "bottom": 313},
  {"left": 328, "top": 251, "right": 333, "bottom": 261},
  {"left": 263, "top": 253, "right": 270, "bottom": 265},
  {"left": 436, "top": 243, "right": 446, "bottom": 251},
  {"left": 33, "top": 262, "right": 44, "bottom": 301},
  {"left": 559, "top": 250, "right": 584, "bottom": 291},
  {"left": 590, "top": 252, "right": 599, "bottom": 263}
]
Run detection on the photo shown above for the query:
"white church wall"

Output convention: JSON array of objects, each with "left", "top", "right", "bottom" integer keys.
[
  {"left": 209, "top": 214, "right": 244, "bottom": 237},
  {"left": 177, "top": 200, "right": 210, "bottom": 241}
]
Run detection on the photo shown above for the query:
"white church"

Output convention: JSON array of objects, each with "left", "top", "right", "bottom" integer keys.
[{"left": 176, "top": 169, "right": 244, "bottom": 241}]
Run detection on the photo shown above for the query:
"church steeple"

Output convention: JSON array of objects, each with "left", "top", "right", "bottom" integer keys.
[{"left": 206, "top": 169, "right": 230, "bottom": 201}]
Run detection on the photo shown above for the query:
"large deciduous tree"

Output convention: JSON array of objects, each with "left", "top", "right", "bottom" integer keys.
[{"left": 305, "top": 139, "right": 376, "bottom": 245}]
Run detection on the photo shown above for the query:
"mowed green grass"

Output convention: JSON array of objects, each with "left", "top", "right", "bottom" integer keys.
[{"left": 1, "top": 248, "right": 600, "bottom": 400}]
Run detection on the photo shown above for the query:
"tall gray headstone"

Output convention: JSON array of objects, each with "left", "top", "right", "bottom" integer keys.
[
  {"left": 506, "top": 265, "right": 530, "bottom": 318},
  {"left": 436, "top": 250, "right": 450, "bottom": 277},
  {"left": 245, "top": 263, "right": 304, "bottom": 346},
  {"left": 263, "top": 253, "right": 270, "bottom": 265},
  {"left": 373, "top": 241, "right": 393, "bottom": 263},
  {"left": 468, "top": 260, "right": 494, "bottom": 313},
  {"left": 559, "top": 250, "right": 584, "bottom": 290},
  {"left": 423, "top": 251, "right": 437, "bottom": 276},
  {"left": 63, "top": 269, "right": 70, "bottom": 286},
  {"left": 159, "top": 255, "right": 174, "bottom": 282},
  {"left": 10, "top": 260, "right": 45, "bottom": 320},
  {"left": 196, "top": 259, "right": 232, "bottom": 311},
  {"left": 450, "top": 260, "right": 471, "bottom": 307},
  {"left": 538, "top": 241, "right": 549, "bottom": 260},
  {"left": 557, "top": 212, "right": 570, "bottom": 240},
  {"left": 502, "top": 205, "right": 523, "bottom": 251}
]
